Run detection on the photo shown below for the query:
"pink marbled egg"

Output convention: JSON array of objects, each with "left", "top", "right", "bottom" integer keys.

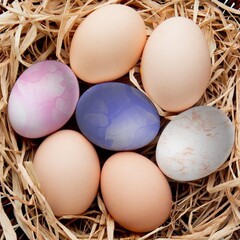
[{"left": 8, "top": 60, "right": 79, "bottom": 138}]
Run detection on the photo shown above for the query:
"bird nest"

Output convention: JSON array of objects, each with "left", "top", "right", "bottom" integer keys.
[{"left": 0, "top": 0, "right": 239, "bottom": 239}]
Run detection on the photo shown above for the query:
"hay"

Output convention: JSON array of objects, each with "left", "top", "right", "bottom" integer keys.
[{"left": 0, "top": 0, "right": 239, "bottom": 239}]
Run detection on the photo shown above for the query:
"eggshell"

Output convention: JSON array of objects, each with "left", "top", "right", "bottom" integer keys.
[
  {"left": 33, "top": 130, "right": 100, "bottom": 216},
  {"left": 8, "top": 60, "right": 79, "bottom": 138},
  {"left": 75, "top": 82, "right": 160, "bottom": 151},
  {"left": 141, "top": 17, "right": 211, "bottom": 112},
  {"left": 156, "top": 106, "right": 235, "bottom": 181},
  {"left": 100, "top": 152, "right": 172, "bottom": 232},
  {"left": 69, "top": 4, "right": 146, "bottom": 83}
]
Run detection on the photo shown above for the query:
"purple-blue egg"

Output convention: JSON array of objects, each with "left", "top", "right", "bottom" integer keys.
[{"left": 75, "top": 82, "right": 160, "bottom": 151}]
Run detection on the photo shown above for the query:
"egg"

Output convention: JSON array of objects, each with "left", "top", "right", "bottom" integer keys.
[
  {"left": 69, "top": 4, "right": 146, "bottom": 83},
  {"left": 100, "top": 152, "right": 172, "bottom": 232},
  {"left": 33, "top": 130, "right": 100, "bottom": 216},
  {"left": 8, "top": 60, "right": 79, "bottom": 138},
  {"left": 141, "top": 17, "right": 211, "bottom": 112},
  {"left": 156, "top": 106, "right": 235, "bottom": 181},
  {"left": 75, "top": 82, "right": 160, "bottom": 151}
]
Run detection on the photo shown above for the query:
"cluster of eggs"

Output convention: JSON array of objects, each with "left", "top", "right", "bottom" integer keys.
[{"left": 8, "top": 4, "right": 235, "bottom": 233}]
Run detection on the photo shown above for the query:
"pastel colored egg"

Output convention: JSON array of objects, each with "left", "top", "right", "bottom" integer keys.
[
  {"left": 8, "top": 60, "right": 79, "bottom": 138},
  {"left": 75, "top": 82, "right": 160, "bottom": 151},
  {"left": 156, "top": 106, "right": 235, "bottom": 181}
]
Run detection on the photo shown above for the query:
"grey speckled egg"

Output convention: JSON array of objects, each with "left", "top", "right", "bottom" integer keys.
[{"left": 156, "top": 106, "right": 235, "bottom": 181}]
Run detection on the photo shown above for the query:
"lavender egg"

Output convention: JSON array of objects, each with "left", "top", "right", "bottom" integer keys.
[
  {"left": 75, "top": 82, "right": 160, "bottom": 151},
  {"left": 8, "top": 60, "right": 79, "bottom": 138}
]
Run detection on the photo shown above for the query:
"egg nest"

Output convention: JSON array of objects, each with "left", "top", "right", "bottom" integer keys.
[{"left": 0, "top": 0, "right": 239, "bottom": 239}]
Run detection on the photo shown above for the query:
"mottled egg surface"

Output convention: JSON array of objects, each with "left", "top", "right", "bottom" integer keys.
[
  {"left": 156, "top": 106, "right": 235, "bottom": 181},
  {"left": 8, "top": 60, "right": 79, "bottom": 138},
  {"left": 76, "top": 82, "right": 160, "bottom": 151}
]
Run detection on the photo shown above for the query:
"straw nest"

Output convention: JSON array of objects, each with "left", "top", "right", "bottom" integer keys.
[{"left": 0, "top": 0, "right": 239, "bottom": 239}]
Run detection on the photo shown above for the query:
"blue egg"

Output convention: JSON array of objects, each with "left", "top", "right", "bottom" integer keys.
[{"left": 75, "top": 82, "right": 160, "bottom": 151}]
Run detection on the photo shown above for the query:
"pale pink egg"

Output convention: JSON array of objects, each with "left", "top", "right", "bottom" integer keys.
[{"left": 8, "top": 60, "right": 79, "bottom": 138}]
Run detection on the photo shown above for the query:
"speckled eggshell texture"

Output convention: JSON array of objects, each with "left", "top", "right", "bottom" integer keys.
[
  {"left": 8, "top": 60, "right": 79, "bottom": 138},
  {"left": 75, "top": 82, "right": 160, "bottom": 151},
  {"left": 156, "top": 106, "right": 235, "bottom": 181}
]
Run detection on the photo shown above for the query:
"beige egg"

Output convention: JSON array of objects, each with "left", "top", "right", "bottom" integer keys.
[
  {"left": 100, "top": 152, "right": 172, "bottom": 232},
  {"left": 70, "top": 4, "right": 146, "bottom": 84},
  {"left": 33, "top": 130, "right": 100, "bottom": 216},
  {"left": 141, "top": 17, "right": 211, "bottom": 112}
]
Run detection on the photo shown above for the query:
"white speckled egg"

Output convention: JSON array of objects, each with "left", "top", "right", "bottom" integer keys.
[{"left": 156, "top": 106, "right": 235, "bottom": 181}]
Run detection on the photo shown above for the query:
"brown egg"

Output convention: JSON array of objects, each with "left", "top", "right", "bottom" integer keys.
[
  {"left": 33, "top": 130, "right": 100, "bottom": 216},
  {"left": 70, "top": 4, "right": 146, "bottom": 84},
  {"left": 100, "top": 152, "right": 172, "bottom": 233},
  {"left": 141, "top": 17, "right": 211, "bottom": 112}
]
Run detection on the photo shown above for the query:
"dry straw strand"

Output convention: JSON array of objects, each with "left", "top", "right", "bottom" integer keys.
[{"left": 0, "top": 0, "right": 240, "bottom": 239}]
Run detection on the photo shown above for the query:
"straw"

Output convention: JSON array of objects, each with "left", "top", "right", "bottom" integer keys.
[{"left": 0, "top": 0, "right": 239, "bottom": 239}]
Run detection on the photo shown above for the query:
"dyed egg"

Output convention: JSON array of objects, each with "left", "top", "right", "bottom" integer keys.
[
  {"left": 141, "top": 17, "right": 211, "bottom": 112},
  {"left": 33, "top": 130, "right": 100, "bottom": 216},
  {"left": 75, "top": 82, "right": 160, "bottom": 151},
  {"left": 156, "top": 106, "right": 235, "bottom": 181},
  {"left": 70, "top": 4, "right": 146, "bottom": 83},
  {"left": 101, "top": 152, "right": 172, "bottom": 232},
  {"left": 8, "top": 60, "right": 79, "bottom": 138}
]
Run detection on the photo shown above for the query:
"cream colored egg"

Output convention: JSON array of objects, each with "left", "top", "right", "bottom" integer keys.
[
  {"left": 141, "top": 17, "right": 211, "bottom": 112},
  {"left": 156, "top": 106, "right": 235, "bottom": 181},
  {"left": 70, "top": 4, "right": 146, "bottom": 83},
  {"left": 33, "top": 130, "right": 100, "bottom": 216}
]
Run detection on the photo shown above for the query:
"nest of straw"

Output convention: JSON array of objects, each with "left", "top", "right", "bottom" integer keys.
[{"left": 0, "top": 0, "right": 239, "bottom": 239}]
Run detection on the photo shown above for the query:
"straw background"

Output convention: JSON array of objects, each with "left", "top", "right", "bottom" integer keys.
[{"left": 0, "top": 0, "right": 239, "bottom": 239}]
